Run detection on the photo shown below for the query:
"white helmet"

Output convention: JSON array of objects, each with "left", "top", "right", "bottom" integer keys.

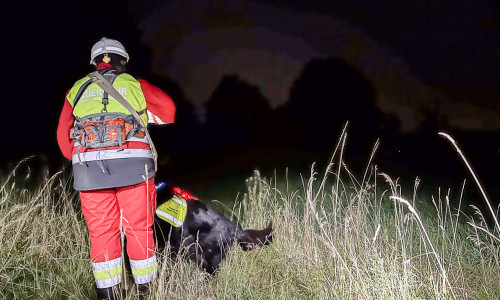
[{"left": 90, "top": 37, "right": 130, "bottom": 65}]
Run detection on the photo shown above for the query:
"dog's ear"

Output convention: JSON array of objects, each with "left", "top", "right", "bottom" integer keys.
[{"left": 236, "top": 222, "right": 273, "bottom": 251}]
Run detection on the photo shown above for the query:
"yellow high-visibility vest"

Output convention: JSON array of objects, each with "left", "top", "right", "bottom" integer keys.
[{"left": 67, "top": 72, "right": 148, "bottom": 125}]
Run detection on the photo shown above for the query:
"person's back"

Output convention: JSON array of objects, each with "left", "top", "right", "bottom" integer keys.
[{"left": 57, "top": 37, "right": 175, "bottom": 299}]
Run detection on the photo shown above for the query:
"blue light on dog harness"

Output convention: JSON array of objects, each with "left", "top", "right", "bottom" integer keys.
[{"left": 155, "top": 181, "right": 167, "bottom": 191}]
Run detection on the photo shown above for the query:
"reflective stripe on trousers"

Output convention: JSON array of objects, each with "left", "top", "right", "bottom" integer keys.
[
  {"left": 92, "top": 257, "right": 122, "bottom": 288},
  {"left": 130, "top": 256, "right": 158, "bottom": 284},
  {"left": 91, "top": 256, "right": 158, "bottom": 288}
]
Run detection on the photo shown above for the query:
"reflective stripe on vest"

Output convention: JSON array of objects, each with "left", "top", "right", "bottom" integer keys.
[
  {"left": 67, "top": 72, "right": 149, "bottom": 126},
  {"left": 72, "top": 148, "right": 153, "bottom": 164},
  {"left": 92, "top": 257, "right": 122, "bottom": 288}
]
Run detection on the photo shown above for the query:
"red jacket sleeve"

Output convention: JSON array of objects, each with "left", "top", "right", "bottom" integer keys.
[
  {"left": 138, "top": 79, "right": 176, "bottom": 124},
  {"left": 56, "top": 91, "right": 74, "bottom": 160}
]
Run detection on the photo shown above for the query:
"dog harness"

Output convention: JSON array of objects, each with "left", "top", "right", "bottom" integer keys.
[
  {"left": 156, "top": 187, "right": 199, "bottom": 227},
  {"left": 156, "top": 195, "right": 187, "bottom": 227}
]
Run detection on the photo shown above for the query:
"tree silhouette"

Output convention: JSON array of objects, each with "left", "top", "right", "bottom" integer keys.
[
  {"left": 282, "top": 56, "right": 385, "bottom": 157},
  {"left": 201, "top": 74, "right": 274, "bottom": 150}
]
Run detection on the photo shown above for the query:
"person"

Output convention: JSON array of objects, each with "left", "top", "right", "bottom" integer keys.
[{"left": 57, "top": 37, "right": 176, "bottom": 299}]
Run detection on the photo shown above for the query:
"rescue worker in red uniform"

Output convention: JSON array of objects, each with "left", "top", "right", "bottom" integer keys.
[{"left": 57, "top": 37, "right": 175, "bottom": 300}]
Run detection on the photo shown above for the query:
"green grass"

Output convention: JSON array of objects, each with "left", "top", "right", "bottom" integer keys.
[{"left": 0, "top": 154, "right": 499, "bottom": 299}]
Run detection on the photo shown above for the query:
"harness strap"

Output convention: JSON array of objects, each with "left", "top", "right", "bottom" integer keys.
[
  {"left": 73, "top": 69, "right": 112, "bottom": 110},
  {"left": 115, "top": 125, "right": 124, "bottom": 151},
  {"left": 76, "top": 144, "right": 84, "bottom": 165},
  {"left": 96, "top": 149, "right": 108, "bottom": 174},
  {"left": 101, "top": 72, "right": 117, "bottom": 112},
  {"left": 104, "top": 124, "right": 124, "bottom": 146},
  {"left": 87, "top": 71, "right": 158, "bottom": 171}
]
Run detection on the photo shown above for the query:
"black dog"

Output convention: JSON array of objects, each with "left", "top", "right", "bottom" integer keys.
[{"left": 153, "top": 185, "right": 273, "bottom": 274}]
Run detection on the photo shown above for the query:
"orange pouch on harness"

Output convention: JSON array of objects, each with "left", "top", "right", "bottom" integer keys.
[{"left": 71, "top": 112, "right": 141, "bottom": 149}]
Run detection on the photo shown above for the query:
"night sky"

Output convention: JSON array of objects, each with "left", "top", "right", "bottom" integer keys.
[{"left": 2, "top": 0, "right": 499, "bottom": 200}]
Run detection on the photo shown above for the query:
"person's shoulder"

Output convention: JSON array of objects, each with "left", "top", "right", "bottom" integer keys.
[
  {"left": 116, "top": 72, "right": 141, "bottom": 83},
  {"left": 116, "top": 73, "right": 158, "bottom": 90},
  {"left": 74, "top": 75, "right": 91, "bottom": 85},
  {"left": 67, "top": 75, "right": 92, "bottom": 98},
  {"left": 117, "top": 72, "right": 135, "bottom": 79}
]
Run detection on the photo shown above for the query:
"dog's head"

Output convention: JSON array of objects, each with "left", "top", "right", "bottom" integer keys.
[{"left": 236, "top": 222, "right": 273, "bottom": 251}]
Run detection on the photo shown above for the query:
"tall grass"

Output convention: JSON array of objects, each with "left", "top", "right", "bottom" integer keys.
[
  {"left": 0, "top": 150, "right": 499, "bottom": 299},
  {"left": 0, "top": 159, "right": 93, "bottom": 299}
]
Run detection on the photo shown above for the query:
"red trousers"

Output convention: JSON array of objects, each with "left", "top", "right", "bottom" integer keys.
[{"left": 80, "top": 178, "right": 157, "bottom": 263}]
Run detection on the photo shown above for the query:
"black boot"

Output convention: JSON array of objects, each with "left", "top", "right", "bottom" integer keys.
[
  {"left": 96, "top": 286, "right": 119, "bottom": 300},
  {"left": 137, "top": 283, "right": 150, "bottom": 299}
]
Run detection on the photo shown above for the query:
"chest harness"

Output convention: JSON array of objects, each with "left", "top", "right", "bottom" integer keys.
[{"left": 70, "top": 70, "right": 158, "bottom": 171}]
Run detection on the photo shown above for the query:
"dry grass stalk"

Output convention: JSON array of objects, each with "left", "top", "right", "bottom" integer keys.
[{"left": 438, "top": 132, "right": 500, "bottom": 236}]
